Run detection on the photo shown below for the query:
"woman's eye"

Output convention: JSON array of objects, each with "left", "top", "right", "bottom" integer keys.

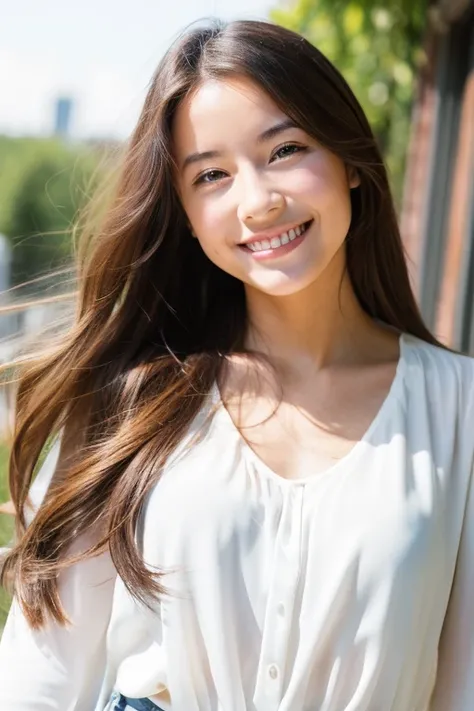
[
  {"left": 272, "top": 143, "right": 305, "bottom": 161},
  {"left": 194, "top": 169, "right": 227, "bottom": 186}
]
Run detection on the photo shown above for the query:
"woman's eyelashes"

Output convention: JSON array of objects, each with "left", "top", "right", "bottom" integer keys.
[
  {"left": 270, "top": 142, "right": 307, "bottom": 162},
  {"left": 194, "top": 169, "right": 227, "bottom": 186},
  {"left": 192, "top": 143, "right": 307, "bottom": 187}
]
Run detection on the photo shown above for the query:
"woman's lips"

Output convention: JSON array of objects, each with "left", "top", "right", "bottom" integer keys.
[{"left": 240, "top": 219, "right": 313, "bottom": 260}]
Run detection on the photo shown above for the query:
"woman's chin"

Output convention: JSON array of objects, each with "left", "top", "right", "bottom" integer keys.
[{"left": 244, "top": 270, "right": 324, "bottom": 298}]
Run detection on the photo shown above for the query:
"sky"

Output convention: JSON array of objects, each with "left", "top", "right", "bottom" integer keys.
[{"left": 1, "top": 0, "right": 275, "bottom": 140}]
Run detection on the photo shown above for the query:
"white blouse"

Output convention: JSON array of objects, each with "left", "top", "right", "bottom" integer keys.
[{"left": 0, "top": 333, "right": 473, "bottom": 711}]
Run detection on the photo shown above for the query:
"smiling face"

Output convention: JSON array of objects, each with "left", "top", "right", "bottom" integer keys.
[{"left": 173, "top": 76, "right": 359, "bottom": 297}]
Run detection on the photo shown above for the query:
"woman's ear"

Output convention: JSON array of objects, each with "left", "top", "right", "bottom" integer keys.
[
  {"left": 187, "top": 222, "right": 197, "bottom": 238},
  {"left": 348, "top": 166, "right": 361, "bottom": 190}
]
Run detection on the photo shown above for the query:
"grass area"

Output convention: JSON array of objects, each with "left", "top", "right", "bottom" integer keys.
[
  {"left": 0, "top": 442, "right": 13, "bottom": 630},
  {"left": 0, "top": 437, "right": 62, "bottom": 633}
]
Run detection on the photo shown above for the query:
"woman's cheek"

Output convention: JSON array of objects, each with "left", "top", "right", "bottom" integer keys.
[
  {"left": 198, "top": 208, "right": 232, "bottom": 253},
  {"left": 281, "top": 165, "right": 327, "bottom": 203},
  {"left": 196, "top": 221, "right": 231, "bottom": 264},
  {"left": 286, "top": 151, "right": 349, "bottom": 206}
]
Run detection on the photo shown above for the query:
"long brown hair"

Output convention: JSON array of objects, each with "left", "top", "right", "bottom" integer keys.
[{"left": 1, "top": 18, "right": 438, "bottom": 628}]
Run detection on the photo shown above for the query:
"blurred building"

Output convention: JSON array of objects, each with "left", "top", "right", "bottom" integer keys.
[
  {"left": 402, "top": 0, "right": 474, "bottom": 351},
  {"left": 54, "top": 97, "right": 74, "bottom": 138}
]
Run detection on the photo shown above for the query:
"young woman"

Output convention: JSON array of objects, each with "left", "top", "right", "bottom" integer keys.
[{"left": 0, "top": 18, "right": 472, "bottom": 711}]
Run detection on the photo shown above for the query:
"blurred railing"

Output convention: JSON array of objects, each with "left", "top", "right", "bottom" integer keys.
[{"left": 0, "top": 298, "right": 73, "bottom": 436}]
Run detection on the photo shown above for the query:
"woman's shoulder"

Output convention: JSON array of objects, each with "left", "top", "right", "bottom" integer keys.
[
  {"left": 402, "top": 332, "right": 474, "bottom": 412},
  {"left": 403, "top": 332, "right": 474, "bottom": 372}
]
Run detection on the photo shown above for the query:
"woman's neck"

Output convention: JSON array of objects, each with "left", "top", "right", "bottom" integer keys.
[{"left": 244, "top": 257, "right": 395, "bottom": 377}]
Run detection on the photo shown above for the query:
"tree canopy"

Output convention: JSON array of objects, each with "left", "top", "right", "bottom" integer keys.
[
  {"left": 270, "top": 0, "right": 429, "bottom": 204},
  {"left": 0, "top": 137, "right": 101, "bottom": 290}
]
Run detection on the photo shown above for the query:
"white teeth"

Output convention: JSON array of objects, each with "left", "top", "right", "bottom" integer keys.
[{"left": 244, "top": 221, "right": 309, "bottom": 253}]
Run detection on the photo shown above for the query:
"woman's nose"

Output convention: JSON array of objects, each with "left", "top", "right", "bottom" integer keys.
[{"left": 236, "top": 170, "right": 285, "bottom": 225}]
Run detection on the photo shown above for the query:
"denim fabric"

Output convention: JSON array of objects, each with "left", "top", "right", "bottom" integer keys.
[{"left": 108, "top": 691, "right": 164, "bottom": 710}]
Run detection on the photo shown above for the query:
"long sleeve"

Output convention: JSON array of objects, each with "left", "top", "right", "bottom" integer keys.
[
  {"left": 0, "top": 440, "right": 117, "bottom": 711},
  {"left": 429, "top": 463, "right": 474, "bottom": 710}
]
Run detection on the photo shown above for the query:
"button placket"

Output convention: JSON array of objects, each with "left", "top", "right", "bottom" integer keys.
[{"left": 254, "top": 484, "right": 305, "bottom": 710}]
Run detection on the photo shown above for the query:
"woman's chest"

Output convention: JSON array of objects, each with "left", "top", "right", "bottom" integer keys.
[
  {"left": 146, "top": 444, "right": 452, "bottom": 606},
  {"left": 220, "top": 366, "right": 398, "bottom": 481}
]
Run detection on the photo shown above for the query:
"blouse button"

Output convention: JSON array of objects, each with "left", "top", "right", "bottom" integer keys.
[
  {"left": 268, "top": 664, "right": 279, "bottom": 679},
  {"left": 277, "top": 602, "right": 285, "bottom": 616}
]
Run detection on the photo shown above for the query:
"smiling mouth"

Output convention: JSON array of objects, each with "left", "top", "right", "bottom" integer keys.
[{"left": 239, "top": 220, "right": 313, "bottom": 253}]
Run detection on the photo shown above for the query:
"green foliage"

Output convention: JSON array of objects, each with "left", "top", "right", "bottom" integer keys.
[
  {"left": 0, "top": 137, "right": 100, "bottom": 289},
  {"left": 271, "top": 0, "right": 429, "bottom": 205},
  {"left": 0, "top": 135, "right": 104, "bottom": 629}
]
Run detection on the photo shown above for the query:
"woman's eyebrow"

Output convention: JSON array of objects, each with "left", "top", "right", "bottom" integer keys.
[
  {"left": 181, "top": 119, "right": 299, "bottom": 172},
  {"left": 256, "top": 118, "right": 299, "bottom": 144},
  {"left": 182, "top": 150, "right": 220, "bottom": 172}
]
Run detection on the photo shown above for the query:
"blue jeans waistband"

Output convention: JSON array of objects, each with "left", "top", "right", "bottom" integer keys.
[{"left": 109, "top": 692, "right": 164, "bottom": 710}]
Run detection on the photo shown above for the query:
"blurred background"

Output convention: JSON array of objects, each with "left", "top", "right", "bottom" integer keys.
[{"left": 0, "top": 0, "right": 473, "bottom": 626}]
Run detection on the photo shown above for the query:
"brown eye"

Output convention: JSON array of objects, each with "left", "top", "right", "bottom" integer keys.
[
  {"left": 194, "top": 169, "right": 227, "bottom": 186},
  {"left": 271, "top": 144, "right": 306, "bottom": 161}
]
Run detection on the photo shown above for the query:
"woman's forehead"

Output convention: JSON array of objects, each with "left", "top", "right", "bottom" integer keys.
[{"left": 172, "top": 77, "right": 289, "bottom": 162}]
